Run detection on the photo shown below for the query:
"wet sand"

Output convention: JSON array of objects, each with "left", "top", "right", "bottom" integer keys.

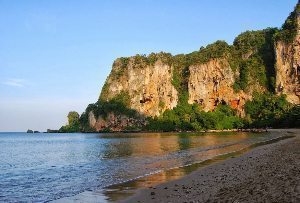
[{"left": 122, "top": 129, "right": 300, "bottom": 203}]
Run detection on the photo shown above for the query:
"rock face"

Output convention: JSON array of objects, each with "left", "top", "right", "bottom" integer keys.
[
  {"left": 87, "top": 2, "right": 300, "bottom": 131},
  {"left": 188, "top": 59, "right": 249, "bottom": 116},
  {"left": 99, "top": 56, "right": 258, "bottom": 122},
  {"left": 275, "top": 14, "right": 300, "bottom": 104},
  {"left": 100, "top": 58, "right": 178, "bottom": 117},
  {"left": 88, "top": 111, "right": 146, "bottom": 132}
]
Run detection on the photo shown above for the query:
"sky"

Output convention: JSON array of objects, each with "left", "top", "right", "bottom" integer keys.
[{"left": 0, "top": 0, "right": 297, "bottom": 132}]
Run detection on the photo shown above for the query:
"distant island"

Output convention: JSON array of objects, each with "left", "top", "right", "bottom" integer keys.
[
  {"left": 26, "top": 129, "right": 40, "bottom": 133},
  {"left": 59, "top": 3, "right": 300, "bottom": 133}
]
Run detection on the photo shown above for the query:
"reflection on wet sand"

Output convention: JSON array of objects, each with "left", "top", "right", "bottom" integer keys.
[
  {"left": 53, "top": 132, "right": 277, "bottom": 203},
  {"left": 103, "top": 166, "right": 192, "bottom": 202},
  {"left": 101, "top": 133, "right": 254, "bottom": 202},
  {"left": 101, "top": 132, "right": 249, "bottom": 158}
]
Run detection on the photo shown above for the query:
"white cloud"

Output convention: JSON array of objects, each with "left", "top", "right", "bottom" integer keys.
[{"left": 2, "top": 78, "right": 27, "bottom": 87}]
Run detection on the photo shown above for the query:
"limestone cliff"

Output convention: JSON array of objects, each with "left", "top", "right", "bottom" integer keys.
[
  {"left": 188, "top": 59, "right": 250, "bottom": 116},
  {"left": 98, "top": 48, "right": 264, "bottom": 124},
  {"left": 100, "top": 55, "right": 178, "bottom": 117},
  {"left": 84, "top": 2, "right": 300, "bottom": 131},
  {"left": 275, "top": 6, "right": 300, "bottom": 104},
  {"left": 88, "top": 111, "right": 146, "bottom": 132}
]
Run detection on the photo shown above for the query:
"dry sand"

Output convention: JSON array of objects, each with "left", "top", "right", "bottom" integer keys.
[{"left": 121, "top": 129, "right": 300, "bottom": 203}]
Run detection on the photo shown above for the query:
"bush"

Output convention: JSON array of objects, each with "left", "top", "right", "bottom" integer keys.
[
  {"left": 59, "top": 111, "right": 80, "bottom": 133},
  {"left": 232, "top": 28, "right": 277, "bottom": 91},
  {"left": 245, "top": 93, "right": 292, "bottom": 127},
  {"left": 145, "top": 103, "right": 244, "bottom": 131},
  {"left": 274, "top": 3, "right": 300, "bottom": 43},
  {"left": 79, "top": 91, "right": 140, "bottom": 132},
  {"left": 275, "top": 105, "right": 300, "bottom": 128}
]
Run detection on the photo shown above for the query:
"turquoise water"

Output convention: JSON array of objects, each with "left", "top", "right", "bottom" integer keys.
[{"left": 0, "top": 132, "right": 284, "bottom": 202}]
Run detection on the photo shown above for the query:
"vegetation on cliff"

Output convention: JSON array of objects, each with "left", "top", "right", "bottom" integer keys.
[
  {"left": 165, "top": 28, "right": 278, "bottom": 94},
  {"left": 106, "top": 28, "right": 277, "bottom": 97},
  {"left": 146, "top": 103, "right": 244, "bottom": 132},
  {"left": 232, "top": 28, "right": 277, "bottom": 92},
  {"left": 66, "top": 93, "right": 297, "bottom": 133},
  {"left": 244, "top": 93, "right": 292, "bottom": 127},
  {"left": 79, "top": 91, "right": 142, "bottom": 132},
  {"left": 59, "top": 111, "right": 80, "bottom": 133},
  {"left": 60, "top": 3, "right": 300, "bottom": 133},
  {"left": 277, "top": 105, "right": 300, "bottom": 128},
  {"left": 275, "top": 3, "right": 300, "bottom": 43}
]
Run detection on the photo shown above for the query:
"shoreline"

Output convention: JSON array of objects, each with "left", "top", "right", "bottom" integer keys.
[
  {"left": 51, "top": 129, "right": 299, "bottom": 203},
  {"left": 46, "top": 128, "right": 271, "bottom": 134},
  {"left": 121, "top": 129, "right": 300, "bottom": 203}
]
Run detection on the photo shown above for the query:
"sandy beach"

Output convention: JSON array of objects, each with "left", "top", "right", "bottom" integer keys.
[{"left": 121, "top": 129, "right": 300, "bottom": 203}]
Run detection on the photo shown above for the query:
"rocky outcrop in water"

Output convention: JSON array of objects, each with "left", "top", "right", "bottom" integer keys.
[{"left": 88, "top": 111, "right": 146, "bottom": 132}]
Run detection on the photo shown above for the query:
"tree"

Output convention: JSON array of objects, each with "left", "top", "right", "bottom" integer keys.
[
  {"left": 245, "top": 93, "right": 291, "bottom": 127},
  {"left": 59, "top": 111, "right": 80, "bottom": 133},
  {"left": 68, "top": 111, "right": 80, "bottom": 125}
]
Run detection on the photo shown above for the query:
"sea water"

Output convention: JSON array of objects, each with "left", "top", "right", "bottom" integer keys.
[{"left": 0, "top": 131, "right": 286, "bottom": 202}]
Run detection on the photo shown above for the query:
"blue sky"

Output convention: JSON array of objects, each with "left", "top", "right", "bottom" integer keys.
[{"left": 0, "top": 0, "right": 297, "bottom": 131}]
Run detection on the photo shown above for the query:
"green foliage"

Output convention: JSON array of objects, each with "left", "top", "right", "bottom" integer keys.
[
  {"left": 79, "top": 91, "right": 139, "bottom": 132},
  {"left": 129, "top": 52, "right": 174, "bottom": 67},
  {"left": 119, "top": 57, "right": 129, "bottom": 69},
  {"left": 184, "top": 41, "right": 231, "bottom": 66},
  {"left": 68, "top": 111, "right": 79, "bottom": 125},
  {"left": 113, "top": 52, "right": 174, "bottom": 71},
  {"left": 70, "top": 4, "right": 300, "bottom": 132},
  {"left": 111, "top": 91, "right": 131, "bottom": 107},
  {"left": 275, "top": 3, "right": 300, "bottom": 43},
  {"left": 147, "top": 52, "right": 173, "bottom": 66},
  {"left": 171, "top": 64, "right": 189, "bottom": 104},
  {"left": 238, "top": 61, "right": 250, "bottom": 90},
  {"left": 145, "top": 118, "right": 176, "bottom": 132},
  {"left": 131, "top": 54, "right": 148, "bottom": 68},
  {"left": 234, "top": 31, "right": 265, "bottom": 54},
  {"left": 232, "top": 28, "right": 277, "bottom": 92},
  {"left": 276, "top": 105, "right": 300, "bottom": 128},
  {"left": 101, "top": 127, "right": 112, "bottom": 133},
  {"left": 159, "top": 100, "right": 165, "bottom": 108},
  {"left": 197, "top": 41, "right": 230, "bottom": 62},
  {"left": 78, "top": 109, "right": 96, "bottom": 132},
  {"left": 169, "top": 41, "right": 231, "bottom": 105},
  {"left": 100, "top": 57, "right": 132, "bottom": 100},
  {"left": 108, "top": 30, "right": 278, "bottom": 99},
  {"left": 94, "top": 93, "right": 136, "bottom": 119},
  {"left": 59, "top": 111, "right": 80, "bottom": 133},
  {"left": 145, "top": 103, "right": 244, "bottom": 131},
  {"left": 110, "top": 57, "right": 130, "bottom": 80},
  {"left": 124, "top": 125, "right": 141, "bottom": 132},
  {"left": 245, "top": 93, "right": 292, "bottom": 127},
  {"left": 170, "top": 30, "right": 277, "bottom": 94},
  {"left": 99, "top": 81, "right": 110, "bottom": 100}
]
